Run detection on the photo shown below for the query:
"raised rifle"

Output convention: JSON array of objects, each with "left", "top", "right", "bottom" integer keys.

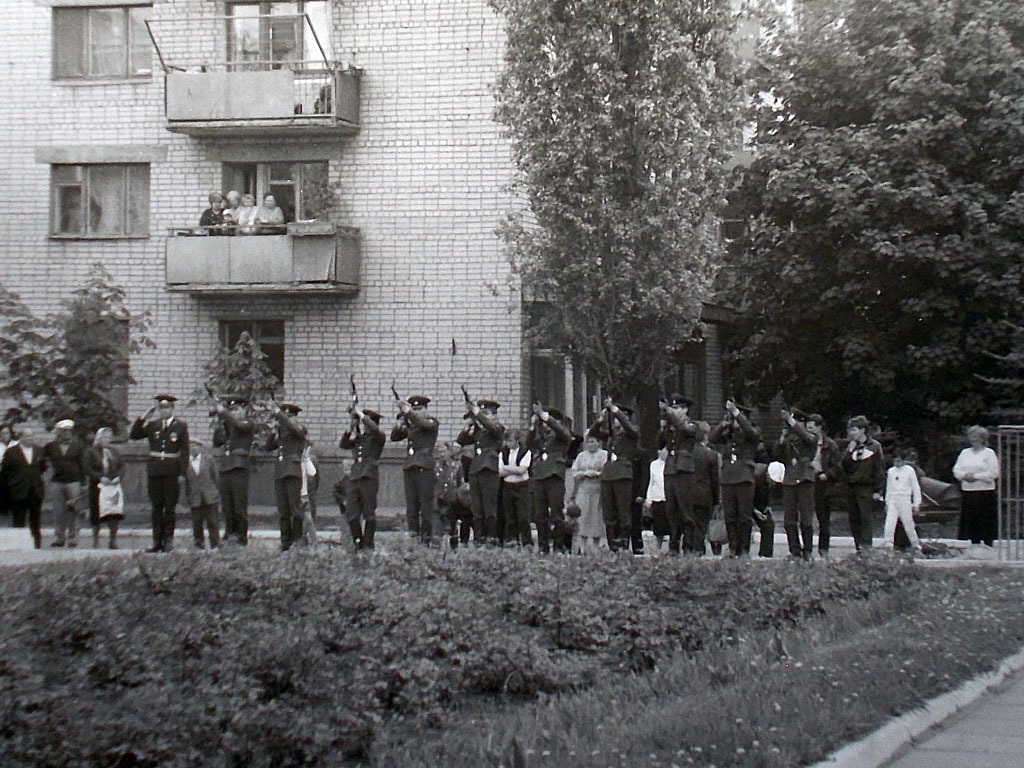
[
  {"left": 461, "top": 384, "right": 473, "bottom": 406},
  {"left": 348, "top": 374, "right": 359, "bottom": 414}
]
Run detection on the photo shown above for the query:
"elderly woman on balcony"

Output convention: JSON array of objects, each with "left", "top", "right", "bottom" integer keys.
[
  {"left": 234, "top": 193, "right": 258, "bottom": 233},
  {"left": 254, "top": 194, "right": 286, "bottom": 234}
]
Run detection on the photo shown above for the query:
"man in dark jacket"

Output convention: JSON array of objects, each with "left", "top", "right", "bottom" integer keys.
[
  {"left": 710, "top": 400, "right": 762, "bottom": 557},
  {"left": 212, "top": 396, "right": 255, "bottom": 546},
  {"left": 130, "top": 394, "right": 189, "bottom": 553},
  {"left": 841, "top": 414, "right": 885, "bottom": 552},
  {"left": 594, "top": 399, "right": 642, "bottom": 552},
  {"left": 0, "top": 425, "right": 46, "bottom": 549},
  {"left": 807, "top": 413, "right": 841, "bottom": 558},
  {"left": 391, "top": 394, "right": 440, "bottom": 543},
  {"left": 44, "top": 419, "right": 86, "bottom": 547},
  {"left": 457, "top": 399, "right": 506, "bottom": 545},
  {"left": 528, "top": 403, "right": 574, "bottom": 553},
  {"left": 340, "top": 406, "right": 386, "bottom": 550},
  {"left": 773, "top": 407, "right": 819, "bottom": 560},
  {"left": 691, "top": 422, "right": 721, "bottom": 556}
]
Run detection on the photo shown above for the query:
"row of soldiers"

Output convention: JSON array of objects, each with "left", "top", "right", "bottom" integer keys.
[{"left": 130, "top": 388, "right": 881, "bottom": 557}]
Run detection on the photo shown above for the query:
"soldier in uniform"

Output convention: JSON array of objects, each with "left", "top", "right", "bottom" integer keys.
[
  {"left": 211, "top": 395, "right": 255, "bottom": 546},
  {"left": 528, "top": 402, "right": 574, "bottom": 553},
  {"left": 658, "top": 394, "right": 698, "bottom": 555},
  {"left": 593, "top": 398, "right": 641, "bottom": 552},
  {"left": 774, "top": 407, "right": 820, "bottom": 561},
  {"left": 339, "top": 405, "right": 386, "bottom": 550},
  {"left": 266, "top": 401, "right": 307, "bottom": 551},
  {"left": 456, "top": 399, "right": 506, "bottom": 546},
  {"left": 129, "top": 394, "right": 189, "bottom": 553},
  {"left": 709, "top": 399, "right": 762, "bottom": 557},
  {"left": 390, "top": 394, "right": 440, "bottom": 543}
]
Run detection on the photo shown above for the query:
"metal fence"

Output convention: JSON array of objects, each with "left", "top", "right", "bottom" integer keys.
[{"left": 996, "top": 426, "right": 1024, "bottom": 560}]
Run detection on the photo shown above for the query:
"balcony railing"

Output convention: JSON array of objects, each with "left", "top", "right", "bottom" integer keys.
[
  {"left": 165, "top": 222, "right": 360, "bottom": 294},
  {"left": 146, "top": 15, "right": 361, "bottom": 138}
]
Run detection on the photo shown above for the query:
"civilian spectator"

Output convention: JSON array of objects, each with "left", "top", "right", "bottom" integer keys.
[
  {"left": 84, "top": 427, "right": 124, "bottom": 549},
  {"left": 44, "top": 419, "right": 86, "bottom": 548},
  {"left": 199, "top": 192, "right": 225, "bottom": 233},
  {"left": 569, "top": 431, "right": 608, "bottom": 554},
  {"left": 498, "top": 429, "right": 532, "bottom": 548},
  {"left": 0, "top": 425, "right": 46, "bottom": 549},
  {"left": 235, "top": 193, "right": 258, "bottom": 232},
  {"left": 0, "top": 423, "right": 11, "bottom": 523},
  {"left": 185, "top": 438, "right": 221, "bottom": 550},
  {"left": 952, "top": 425, "right": 1000, "bottom": 549},
  {"left": 254, "top": 194, "right": 286, "bottom": 233},
  {"left": 222, "top": 190, "right": 242, "bottom": 228}
]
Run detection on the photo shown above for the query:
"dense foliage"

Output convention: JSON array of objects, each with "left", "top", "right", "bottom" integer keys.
[
  {"left": 0, "top": 264, "right": 152, "bottom": 434},
  {"left": 493, "top": 0, "right": 744, "bottom": 409},
  {"left": 189, "top": 330, "right": 281, "bottom": 420},
  {"left": 725, "top": 0, "right": 1024, "bottom": 435},
  {"left": 0, "top": 547, "right": 944, "bottom": 767}
]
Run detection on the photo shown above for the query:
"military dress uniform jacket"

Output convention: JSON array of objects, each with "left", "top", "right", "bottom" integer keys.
[
  {"left": 340, "top": 426, "right": 386, "bottom": 481},
  {"left": 528, "top": 417, "right": 573, "bottom": 480},
  {"left": 390, "top": 410, "right": 439, "bottom": 471},
  {"left": 267, "top": 412, "right": 307, "bottom": 480},
  {"left": 594, "top": 412, "right": 641, "bottom": 482},
  {"left": 456, "top": 411, "right": 505, "bottom": 476},
  {"left": 130, "top": 417, "right": 189, "bottom": 477},
  {"left": 774, "top": 421, "right": 819, "bottom": 485},
  {"left": 212, "top": 412, "right": 255, "bottom": 472},
  {"left": 710, "top": 412, "right": 762, "bottom": 486},
  {"left": 659, "top": 410, "right": 698, "bottom": 475}
]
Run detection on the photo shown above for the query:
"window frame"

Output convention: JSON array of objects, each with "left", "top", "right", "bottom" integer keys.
[
  {"left": 221, "top": 160, "right": 330, "bottom": 222},
  {"left": 218, "top": 319, "right": 286, "bottom": 385},
  {"left": 50, "top": 163, "right": 150, "bottom": 240},
  {"left": 52, "top": 4, "right": 153, "bottom": 81},
  {"left": 225, "top": 1, "right": 330, "bottom": 68}
]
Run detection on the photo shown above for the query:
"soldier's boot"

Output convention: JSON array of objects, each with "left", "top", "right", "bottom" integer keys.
[
  {"left": 348, "top": 520, "right": 364, "bottom": 549},
  {"left": 363, "top": 520, "right": 376, "bottom": 550}
]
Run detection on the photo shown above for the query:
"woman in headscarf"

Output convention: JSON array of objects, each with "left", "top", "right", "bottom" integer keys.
[{"left": 84, "top": 427, "right": 125, "bottom": 549}]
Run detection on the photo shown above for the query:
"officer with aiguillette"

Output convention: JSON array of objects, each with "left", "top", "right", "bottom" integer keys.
[
  {"left": 129, "top": 394, "right": 189, "bottom": 553},
  {"left": 211, "top": 394, "right": 255, "bottom": 546}
]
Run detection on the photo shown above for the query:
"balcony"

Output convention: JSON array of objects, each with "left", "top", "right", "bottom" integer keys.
[
  {"left": 165, "top": 223, "right": 360, "bottom": 295},
  {"left": 164, "top": 65, "right": 360, "bottom": 139},
  {"left": 146, "top": 14, "right": 361, "bottom": 139}
]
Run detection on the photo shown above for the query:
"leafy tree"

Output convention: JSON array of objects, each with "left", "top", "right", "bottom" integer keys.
[
  {"left": 191, "top": 331, "right": 281, "bottom": 413},
  {"left": 725, "top": 0, "right": 1024, "bottom": 440},
  {"left": 0, "top": 265, "right": 154, "bottom": 435},
  {"left": 492, "top": 0, "right": 744, "bottom": 423}
]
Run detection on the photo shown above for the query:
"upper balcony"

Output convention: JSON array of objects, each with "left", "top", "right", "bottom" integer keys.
[
  {"left": 165, "top": 222, "right": 360, "bottom": 295},
  {"left": 146, "top": 14, "right": 361, "bottom": 139}
]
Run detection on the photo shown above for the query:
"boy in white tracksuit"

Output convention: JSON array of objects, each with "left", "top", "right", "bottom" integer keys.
[{"left": 883, "top": 448, "right": 922, "bottom": 552}]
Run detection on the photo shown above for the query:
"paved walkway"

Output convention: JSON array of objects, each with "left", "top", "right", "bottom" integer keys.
[{"left": 883, "top": 670, "right": 1024, "bottom": 768}]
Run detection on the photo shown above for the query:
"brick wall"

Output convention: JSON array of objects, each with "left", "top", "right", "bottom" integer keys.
[{"left": 0, "top": 0, "right": 521, "bottom": 455}]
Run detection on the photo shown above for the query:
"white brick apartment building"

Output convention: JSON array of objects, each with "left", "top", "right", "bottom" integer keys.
[{"left": 0, "top": 0, "right": 729, "bottom": 506}]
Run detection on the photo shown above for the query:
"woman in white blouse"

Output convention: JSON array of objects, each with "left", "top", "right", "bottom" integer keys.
[{"left": 952, "top": 425, "right": 1000, "bottom": 547}]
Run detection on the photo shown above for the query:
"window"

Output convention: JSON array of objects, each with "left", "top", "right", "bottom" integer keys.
[
  {"left": 219, "top": 320, "right": 285, "bottom": 384},
  {"left": 53, "top": 5, "right": 152, "bottom": 79},
  {"left": 227, "top": 1, "right": 331, "bottom": 67},
  {"left": 52, "top": 164, "right": 149, "bottom": 238},
  {"left": 222, "top": 161, "right": 330, "bottom": 222}
]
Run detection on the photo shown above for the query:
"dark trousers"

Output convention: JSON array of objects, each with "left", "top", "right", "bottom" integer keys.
[
  {"left": 692, "top": 505, "right": 713, "bottom": 555},
  {"left": 959, "top": 490, "right": 998, "bottom": 546},
  {"left": 346, "top": 477, "right": 379, "bottom": 548},
  {"left": 275, "top": 475, "right": 303, "bottom": 551},
  {"left": 756, "top": 511, "right": 775, "bottom": 557},
  {"left": 10, "top": 498, "right": 42, "bottom": 549},
  {"left": 470, "top": 469, "right": 500, "bottom": 543},
  {"left": 721, "top": 482, "right": 754, "bottom": 555},
  {"left": 220, "top": 468, "right": 249, "bottom": 545},
  {"left": 649, "top": 500, "right": 669, "bottom": 539},
  {"left": 502, "top": 481, "right": 533, "bottom": 546},
  {"left": 533, "top": 475, "right": 567, "bottom": 552},
  {"left": 147, "top": 474, "right": 179, "bottom": 551},
  {"left": 191, "top": 503, "right": 221, "bottom": 549},
  {"left": 600, "top": 478, "right": 633, "bottom": 551},
  {"left": 783, "top": 482, "right": 816, "bottom": 555},
  {"left": 847, "top": 485, "right": 876, "bottom": 550},
  {"left": 814, "top": 479, "right": 832, "bottom": 552},
  {"left": 403, "top": 467, "right": 435, "bottom": 540},
  {"left": 664, "top": 473, "right": 693, "bottom": 554}
]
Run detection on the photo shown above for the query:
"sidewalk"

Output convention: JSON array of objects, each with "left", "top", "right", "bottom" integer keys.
[{"left": 883, "top": 669, "right": 1024, "bottom": 768}]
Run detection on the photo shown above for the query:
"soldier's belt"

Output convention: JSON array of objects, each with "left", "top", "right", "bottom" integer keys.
[{"left": 149, "top": 451, "right": 180, "bottom": 459}]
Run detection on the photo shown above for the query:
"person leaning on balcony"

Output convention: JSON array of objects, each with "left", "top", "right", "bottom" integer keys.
[
  {"left": 254, "top": 194, "right": 286, "bottom": 234},
  {"left": 234, "top": 193, "right": 258, "bottom": 233},
  {"left": 199, "top": 192, "right": 226, "bottom": 234},
  {"left": 222, "top": 190, "right": 241, "bottom": 228}
]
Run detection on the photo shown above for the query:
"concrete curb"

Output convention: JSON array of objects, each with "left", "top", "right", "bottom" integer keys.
[{"left": 809, "top": 645, "right": 1024, "bottom": 768}]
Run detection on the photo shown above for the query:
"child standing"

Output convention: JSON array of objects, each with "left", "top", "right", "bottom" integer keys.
[
  {"left": 883, "top": 447, "right": 922, "bottom": 554},
  {"left": 185, "top": 439, "right": 221, "bottom": 550},
  {"left": 643, "top": 447, "right": 669, "bottom": 556}
]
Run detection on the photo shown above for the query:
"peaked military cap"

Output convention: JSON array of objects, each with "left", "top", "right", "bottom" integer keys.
[
  {"left": 668, "top": 393, "right": 693, "bottom": 407},
  {"left": 154, "top": 393, "right": 177, "bottom": 403},
  {"left": 615, "top": 403, "right": 635, "bottom": 417},
  {"left": 279, "top": 403, "right": 302, "bottom": 415},
  {"left": 477, "top": 399, "right": 501, "bottom": 410},
  {"left": 787, "top": 407, "right": 810, "bottom": 421},
  {"left": 407, "top": 395, "right": 431, "bottom": 406},
  {"left": 545, "top": 407, "right": 564, "bottom": 420},
  {"left": 222, "top": 394, "right": 248, "bottom": 407},
  {"left": 362, "top": 408, "right": 382, "bottom": 423}
]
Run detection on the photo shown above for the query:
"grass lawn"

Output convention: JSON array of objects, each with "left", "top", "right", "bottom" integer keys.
[{"left": 1, "top": 544, "right": 1022, "bottom": 767}]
